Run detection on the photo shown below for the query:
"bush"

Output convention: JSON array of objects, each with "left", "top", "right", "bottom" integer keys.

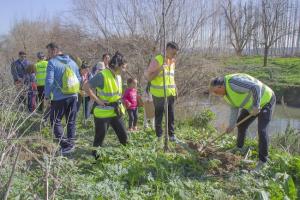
[
  {"left": 188, "top": 108, "right": 216, "bottom": 133},
  {"left": 272, "top": 126, "right": 300, "bottom": 154}
]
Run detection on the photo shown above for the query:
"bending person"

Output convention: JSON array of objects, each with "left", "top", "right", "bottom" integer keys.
[{"left": 209, "top": 73, "right": 276, "bottom": 171}]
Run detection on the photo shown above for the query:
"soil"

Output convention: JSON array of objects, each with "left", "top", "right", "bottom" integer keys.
[{"left": 186, "top": 141, "right": 248, "bottom": 175}]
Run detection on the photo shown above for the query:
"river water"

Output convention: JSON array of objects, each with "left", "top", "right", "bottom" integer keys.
[{"left": 175, "top": 97, "right": 300, "bottom": 136}]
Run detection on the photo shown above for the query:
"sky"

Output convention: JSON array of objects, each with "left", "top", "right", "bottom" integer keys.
[{"left": 0, "top": 0, "right": 72, "bottom": 36}]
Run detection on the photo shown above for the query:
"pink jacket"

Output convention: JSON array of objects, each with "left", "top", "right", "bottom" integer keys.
[{"left": 123, "top": 88, "right": 138, "bottom": 109}]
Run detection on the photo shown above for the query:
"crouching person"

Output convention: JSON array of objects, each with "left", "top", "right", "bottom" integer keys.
[{"left": 83, "top": 52, "right": 128, "bottom": 160}]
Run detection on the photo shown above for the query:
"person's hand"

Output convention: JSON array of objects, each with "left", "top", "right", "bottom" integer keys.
[
  {"left": 79, "top": 90, "right": 85, "bottom": 96},
  {"left": 250, "top": 107, "right": 260, "bottom": 116},
  {"left": 96, "top": 99, "right": 106, "bottom": 106},
  {"left": 225, "top": 126, "right": 234, "bottom": 134}
]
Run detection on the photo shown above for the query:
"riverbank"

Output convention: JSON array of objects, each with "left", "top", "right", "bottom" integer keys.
[{"left": 176, "top": 94, "right": 300, "bottom": 133}]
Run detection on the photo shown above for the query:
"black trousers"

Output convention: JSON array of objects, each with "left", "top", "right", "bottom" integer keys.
[
  {"left": 37, "top": 86, "right": 45, "bottom": 112},
  {"left": 236, "top": 102, "right": 274, "bottom": 162},
  {"left": 93, "top": 116, "right": 128, "bottom": 147},
  {"left": 127, "top": 108, "right": 138, "bottom": 128},
  {"left": 152, "top": 96, "right": 175, "bottom": 137}
]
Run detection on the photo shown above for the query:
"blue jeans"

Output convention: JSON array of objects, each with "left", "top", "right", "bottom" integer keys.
[
  {"left": 51, "top": 96, "right": 77, "bottom": 148},
  {"left": 127, "top": 108, "right": 138, "bottom": 128}
]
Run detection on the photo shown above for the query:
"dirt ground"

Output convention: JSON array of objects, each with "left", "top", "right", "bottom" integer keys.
[{"left": 186, "top": 141, "right": 249, "bottom": 175}]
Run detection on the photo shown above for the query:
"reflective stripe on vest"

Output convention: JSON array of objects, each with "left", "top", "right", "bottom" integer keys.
[
  {"left": 224, "top": 73, "right": 273, "bottom": 111},
  {"left": 150, "top": 54, "right": 176, "bottom": 97},
  {"left": 93, "top": 69, "right": 124, "bottom": 118},
  {"left": 35, "top": 60, "right": 48, "bottom": 86}
]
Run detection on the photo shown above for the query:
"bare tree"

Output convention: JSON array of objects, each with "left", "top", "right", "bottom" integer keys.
[
  {"left": 222, "top": 0, "right": 257, "bottom": 56},
  {"left": 261, "top": 0, "right": 289, "bottom": 66}
]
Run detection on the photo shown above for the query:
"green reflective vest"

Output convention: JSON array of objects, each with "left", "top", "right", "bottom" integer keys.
[
  {"left": 35, "top": 60, "right": 48, "bottom": 86},
  {"left": 93, "top": 69, "right": 125, "bottom": 118},
  {"left": 224, "top": 73, "right": 274, "bottom": 111},
  {"left": 150, "top": 54, "right": 176, "bottom": 97}
]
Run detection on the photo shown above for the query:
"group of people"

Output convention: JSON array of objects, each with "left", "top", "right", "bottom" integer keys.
[
  {"left": 11, "top": 41, "right": 276, "bottom": 171},
  {"left": 11, "top": 51, "right": 47, "bottom": 112}
]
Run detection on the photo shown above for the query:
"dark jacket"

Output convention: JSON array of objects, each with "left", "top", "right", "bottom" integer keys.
[{"left": 10, "top": 59, "right": 30, "bottom": 82}]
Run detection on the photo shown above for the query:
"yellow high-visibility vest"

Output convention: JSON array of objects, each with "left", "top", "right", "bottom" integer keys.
[
  {"left": 35, "top": 60, "right": 48, "bottom": 86},
  {"left": 150, "top": 54, "right": 176, "bottom": 97},
  {"left": 224, "top": 73, "right": 274, "bottom": 111},
  {"left": 93, "top": 69, "right": 125, "bottom": 118}
]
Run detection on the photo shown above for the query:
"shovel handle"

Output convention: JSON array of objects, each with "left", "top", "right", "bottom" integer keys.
[{"left": 204, "top": 114, "right": 254, "bottom": 149}]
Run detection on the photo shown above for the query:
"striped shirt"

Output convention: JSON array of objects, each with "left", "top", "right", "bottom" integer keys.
[{"left": 227, "top": 75, "right": 262, "bottom": 128}]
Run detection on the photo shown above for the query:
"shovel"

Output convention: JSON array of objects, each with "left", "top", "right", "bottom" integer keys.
[{"left": 198, "top": 114, "right": 254, "bottom": 153}]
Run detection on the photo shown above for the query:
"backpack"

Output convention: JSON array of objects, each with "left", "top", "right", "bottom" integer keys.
[{"left": 61, "top": 65, "right": 80, "bottom": 94}]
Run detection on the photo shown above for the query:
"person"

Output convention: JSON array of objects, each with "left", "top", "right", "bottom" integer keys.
[
  {"left": 209, "top": 73, "right": 276, "bottom": 171},
  {"left": 44, "top": 42, "right": 81, "bottom": 155},
  {"left": 144, "top": 41, "right": 179, "bottom": 141},
  {"left": 92, "top": 53, "right": 110, "bottom": 76},
  {"left": 83, "top": 52, "right": 128, "bottom": 160},
  {"left": 77, "top": 61, "right": 92, "bottom": 120},
  {"left": 35, "top": 52, "right": 48, "bottom": 112},
  {"left": 24, "top": 64, "right": 37, "bottom": 112},
  {"left": 10, "top": 51, "right": 30, "bottom": 104},
  {"left": 123, "top": 78, "right": 139, "bottom": 131}
]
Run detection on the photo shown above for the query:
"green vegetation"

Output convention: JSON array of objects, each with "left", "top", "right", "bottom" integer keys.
[
  {"left": 223, "top": 56, "right": 300, "bottom": 86},
  {"left": 1, "top": 109, "right": 300, "bottom": 199},
  {"left": 223, "top": 56, "right": 300, "bottom": 106}
]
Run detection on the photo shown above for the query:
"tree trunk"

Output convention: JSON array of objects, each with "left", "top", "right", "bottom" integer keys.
[
  {"left": 236, "top": 48, "right": 243, "bottom": 56},
  {"left": 263, "top": 46, "right": 269, "bottom": 67}
]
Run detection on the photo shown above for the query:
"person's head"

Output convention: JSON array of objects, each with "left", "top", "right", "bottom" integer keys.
[
  {"left": 102, "top": 53, "right": 111, "bottom": 66},
  {"left": 36, "top": 52, "right": 45, "bottom": 60},
  {"left": 209, "top": 77, "right": 226, "bottom": 96},
  {"left": 109, "top": 52, "right": 127, "bottom": 74},
  {"left": 46, "top": 42, "right": 60, "bottom": 58},
  {"left": 166, "top": 41, "right": 179, "bottom": 59},
  {"left": 18, "top": 51, "right": 26, "bottom": 61},
  {"left": 26, "top": 64, "right": 36, "bottom": 74},
  {"left": 127, "top": 78, "right": 137, "bottom": 88},
  {"left": 80, "top": 60, "right": 90, "bottom": 75}
]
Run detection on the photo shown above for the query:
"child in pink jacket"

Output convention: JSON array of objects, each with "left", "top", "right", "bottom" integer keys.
[{"left": 123, "top": 78, "right": 139, "bottom": 131}]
